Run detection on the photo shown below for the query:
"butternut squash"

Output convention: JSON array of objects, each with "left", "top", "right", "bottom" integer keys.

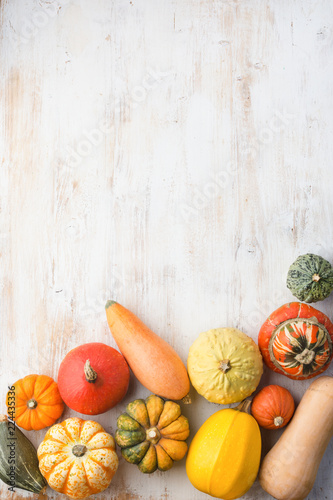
[
  {"left": 105, "top": 301, "right": 190, "bottom": 400},
  {"left": 259, "top": 376, "right": 333, "bottom": 500}
]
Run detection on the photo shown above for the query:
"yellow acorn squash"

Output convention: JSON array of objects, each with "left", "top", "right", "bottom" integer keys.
[
  {"left": 186, "top": 401, "right": 261, "bottom": 499},
  {"left": 187, "top": 328, "right": 263, "bottom": 404}
]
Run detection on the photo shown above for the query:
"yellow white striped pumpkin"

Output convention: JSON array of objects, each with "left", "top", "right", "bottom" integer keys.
[{"left": 37, "top": 417, "right": 118, "bottom": 499}]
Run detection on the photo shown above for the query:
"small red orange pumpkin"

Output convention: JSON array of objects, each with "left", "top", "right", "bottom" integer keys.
[
  {"left": 57, "top": 342, "right": 130, "bottom": 415},
  {"left": 251, "top": 385, "right": 295, "bottom": 429}
]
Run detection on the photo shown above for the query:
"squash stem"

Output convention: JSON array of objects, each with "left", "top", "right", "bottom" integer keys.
[
  {"left": 274, "top": 416, "right": 284, "bottom": 427},
  {"left": 236, "top": 399, "right": 252, "bottom": 415},
  {"left": 84, "top": 359, "right": 98, "bottom": 383},
  {"left": 312, "top": 273, "right": 321, "bottom": 282},
  {"left": 146, "top": 427, "right": 160, "bottom": 444},
  {"left": 295, "top": 348, "right": 315, "bottom": 365},
  {"left": 72, "top": 444, "right": 87, "bottom": 457},
  {"left": 219, "top": 359, "right": 231, "bottom": 373},
  {"left": 105, "top": 300, "right": 117, "bottom": 309},
  {"left": 27, "top": 399, "right": 38, "bottom": 409},
  {"left": 182, "top": 393, "right": 192, "bottom": 404}
]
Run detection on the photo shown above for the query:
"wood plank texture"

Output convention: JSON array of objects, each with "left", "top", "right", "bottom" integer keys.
[{"left": 1, "top": 0, "right": 333, "bottom": 498}]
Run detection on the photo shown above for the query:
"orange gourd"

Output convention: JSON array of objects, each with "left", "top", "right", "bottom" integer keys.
[
  {"left": 37, "top": 417, "right": 118, "bottom": 499},
  {"left": 105, "top": 301, "right": 190, "bottom": 400},
  {"left": 6, "top": 374, "right": 64, "bottom": 431},
  {"left": 251, "top": 385, "right": 295, "bottom": 429}
]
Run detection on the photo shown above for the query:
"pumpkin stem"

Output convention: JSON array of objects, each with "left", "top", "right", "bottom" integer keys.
[
  {"left": 182, "top": 393, "right": 192, "bottom": 404},
  {"left": 274, "top": 416, "right": 284, "bottom": 427},
  {"left": 219, "top": 359, "right": 231, "bottom": 373},
  {"left": 312, "top": 273, "right": 321, "bottom": 282},
  {"left": 72, "top": 444, "right": 87, "bottom": 457},
  {"left": 295, "top": 348, "right": 316, "bottom": 365},
  {"left": 27, "top": 399, "right": 38, "bottom": 409},
  {"left": 84, "top": 359, "right": 98, "bottom": 383},
  {"left": 236, "top": 399, "right": 252, "bottom": 414},
  {"left": 146, "top": 427, "right": 160, "bottom": 444},
  {"left": 105, "top": 300, "right": 117, "bottom": 309}
]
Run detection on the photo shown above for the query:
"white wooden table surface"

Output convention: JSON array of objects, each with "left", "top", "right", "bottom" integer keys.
[{"left": 1, "top": 0, "right": 333, "bottom": 499}]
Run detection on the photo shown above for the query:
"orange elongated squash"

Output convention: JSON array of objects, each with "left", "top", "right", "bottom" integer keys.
[{"left": 105, "top": 301, "right": 190, "bottom": 400}]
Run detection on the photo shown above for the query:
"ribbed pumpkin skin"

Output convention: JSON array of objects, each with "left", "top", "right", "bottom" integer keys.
[
  {"left": 188, "top": 328, "right": 263, "bottom": 404},
  {"left": 259, "top": 302, "right": 333, "bottom": 380},
  {"left": 115, "top": 395, "right": 189, "bottom": 473},
  {"left": 0, "top": 415, "right": 47, "bottom": 494},
  {"left": 251, "top": 385, "right": 295, "bottom": 429},
  {"left": 6, "top": 374, "right": 64, "bottom": 431},
  {"left": 37, "top": 417, "right": 118, "bottom": 499},
  {"left": 287, "top": 253, "right": 333, "bottom": 303},
  {"left": 186, "top": 407, "right": 261, "bottom": 499}
]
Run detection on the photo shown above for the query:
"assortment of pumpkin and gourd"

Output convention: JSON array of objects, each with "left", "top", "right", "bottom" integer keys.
[
  {"left": 0, "top": 252, "right": 333, "bottom": 500},
  {"left": 0, "top": 302, "right": 192, "bottom": 499}
]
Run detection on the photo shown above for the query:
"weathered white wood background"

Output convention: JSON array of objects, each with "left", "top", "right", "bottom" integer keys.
[{"left": 1, "top": 0, "right": 333, "bottom": 498}]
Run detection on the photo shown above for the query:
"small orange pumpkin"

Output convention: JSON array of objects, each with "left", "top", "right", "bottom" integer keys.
[
  {"left": 6, "top": 374, "right": 64, "bottom": 431},
  {"left": 37, "top": 417, "right": 118, "bottom": 499},
  {"left": 251, "top": 385, "right": 295, "bottom": 429}
]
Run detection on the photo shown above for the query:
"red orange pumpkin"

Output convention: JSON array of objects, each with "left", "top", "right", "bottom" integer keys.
[
  {"left": 258, "top": 302, "right": 333, "bottom": 379},
  {"left": 251, "top": 385, "right": 295, "bottom": 429},
  {"left": 58, "top": 342, "right": 130, "bottom": 415}
]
